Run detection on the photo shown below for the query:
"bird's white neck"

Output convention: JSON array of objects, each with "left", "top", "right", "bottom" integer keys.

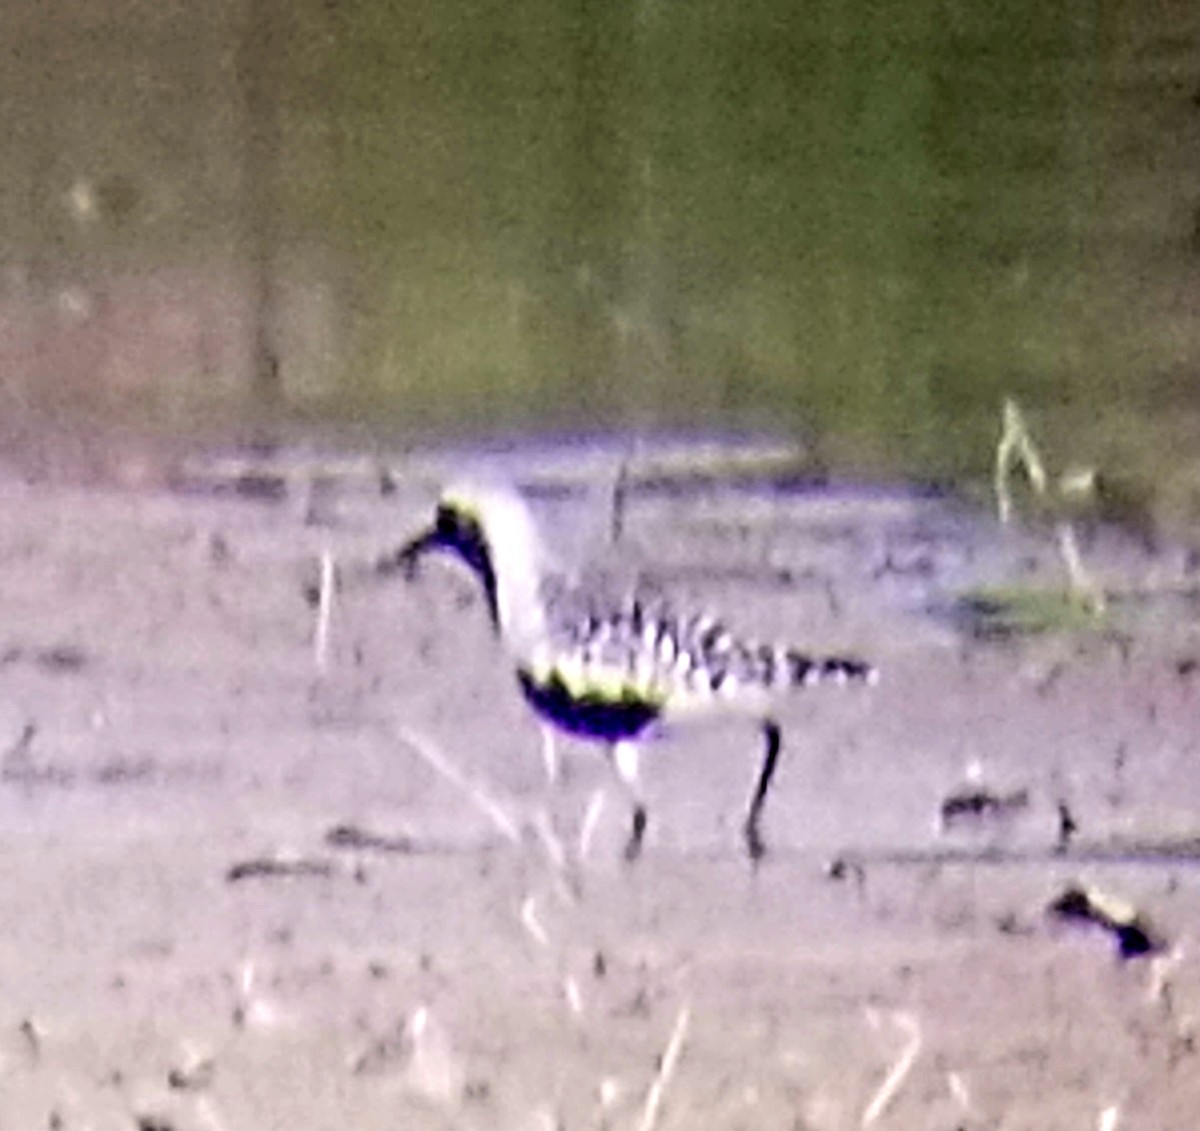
[{"left": 470, "top": 492, "right": 548, "bottom": 656}]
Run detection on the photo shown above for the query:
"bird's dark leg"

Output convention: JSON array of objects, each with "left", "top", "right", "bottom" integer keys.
[
  {"left": 744, "top": 719, "right": 782, "bottom": 861},
  {"left": 627, "top": 804, "right": 648, "bottom": 862},
  {"left": 611, "top": 740, "right": 647, "bottom": 862}
]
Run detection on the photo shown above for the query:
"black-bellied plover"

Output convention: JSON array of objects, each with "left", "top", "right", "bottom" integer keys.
[{"left": 392, "top": 481, "right": 875, "bottom": 861}]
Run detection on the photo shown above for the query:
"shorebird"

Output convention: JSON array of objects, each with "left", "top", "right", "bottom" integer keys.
[{"left": 390, "top": 481, "right": 876, "bottom": 861}]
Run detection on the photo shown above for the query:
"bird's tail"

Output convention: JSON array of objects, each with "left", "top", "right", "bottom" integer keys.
[{"left": 782, "top": 650, "right": 878, "bottom": 690}]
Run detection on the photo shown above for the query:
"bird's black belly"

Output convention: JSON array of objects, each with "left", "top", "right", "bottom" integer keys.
[{"left": 516, "top": 669, "right": 661, "bottom": 742}]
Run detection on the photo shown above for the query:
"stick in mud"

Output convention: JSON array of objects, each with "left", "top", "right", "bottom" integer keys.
[
  {"left": 861, "top": 1009, "right": 921, "bottom": 1128},
  {"left": 638, "top": 1003, "right": 691, "bottom": 1131},
  {"left": 313, "top": 546, "right": 335, "bottom": 672},
  {"left": 396, "top": 725, "right": 522, "bottom": 844}
]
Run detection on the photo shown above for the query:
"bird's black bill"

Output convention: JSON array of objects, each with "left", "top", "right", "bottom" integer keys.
[
  {"left": 377, "top": 528, "right": 440, "bottom": 580},
  {"left": 378, "top": 506, "right": 502, "bottom": 634}
]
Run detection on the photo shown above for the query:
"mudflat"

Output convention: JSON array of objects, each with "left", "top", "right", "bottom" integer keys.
[{"left": 0, "top": 445, "right": 1198, "bottom": 1130}]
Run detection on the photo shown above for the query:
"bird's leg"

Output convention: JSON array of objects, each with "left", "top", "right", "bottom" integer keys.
[
  {"left": 539, "top": 724, "right": 561, "bottom": 785},
  {"left": 744, "top": 719, "right": 782, "bottom": 862},
  {"left": 611, "top": 740, "right": 648, "bottom": 862}
]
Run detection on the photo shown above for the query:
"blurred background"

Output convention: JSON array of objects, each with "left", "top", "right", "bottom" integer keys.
[{"left": 2, "top": 0, "right": 1200, "bottom": 520}]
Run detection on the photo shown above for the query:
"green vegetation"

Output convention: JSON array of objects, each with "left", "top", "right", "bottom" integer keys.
[{"left": 953, "top": 583, "right": 1110, "bottom": 641}]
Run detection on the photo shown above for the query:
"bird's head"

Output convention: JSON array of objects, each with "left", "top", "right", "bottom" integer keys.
[
  {"left": 389, "top": 483, "right": 542, "bottom": 638},
  {"left": 393, "top": 491, "right": 488, "bottom": 573}
]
